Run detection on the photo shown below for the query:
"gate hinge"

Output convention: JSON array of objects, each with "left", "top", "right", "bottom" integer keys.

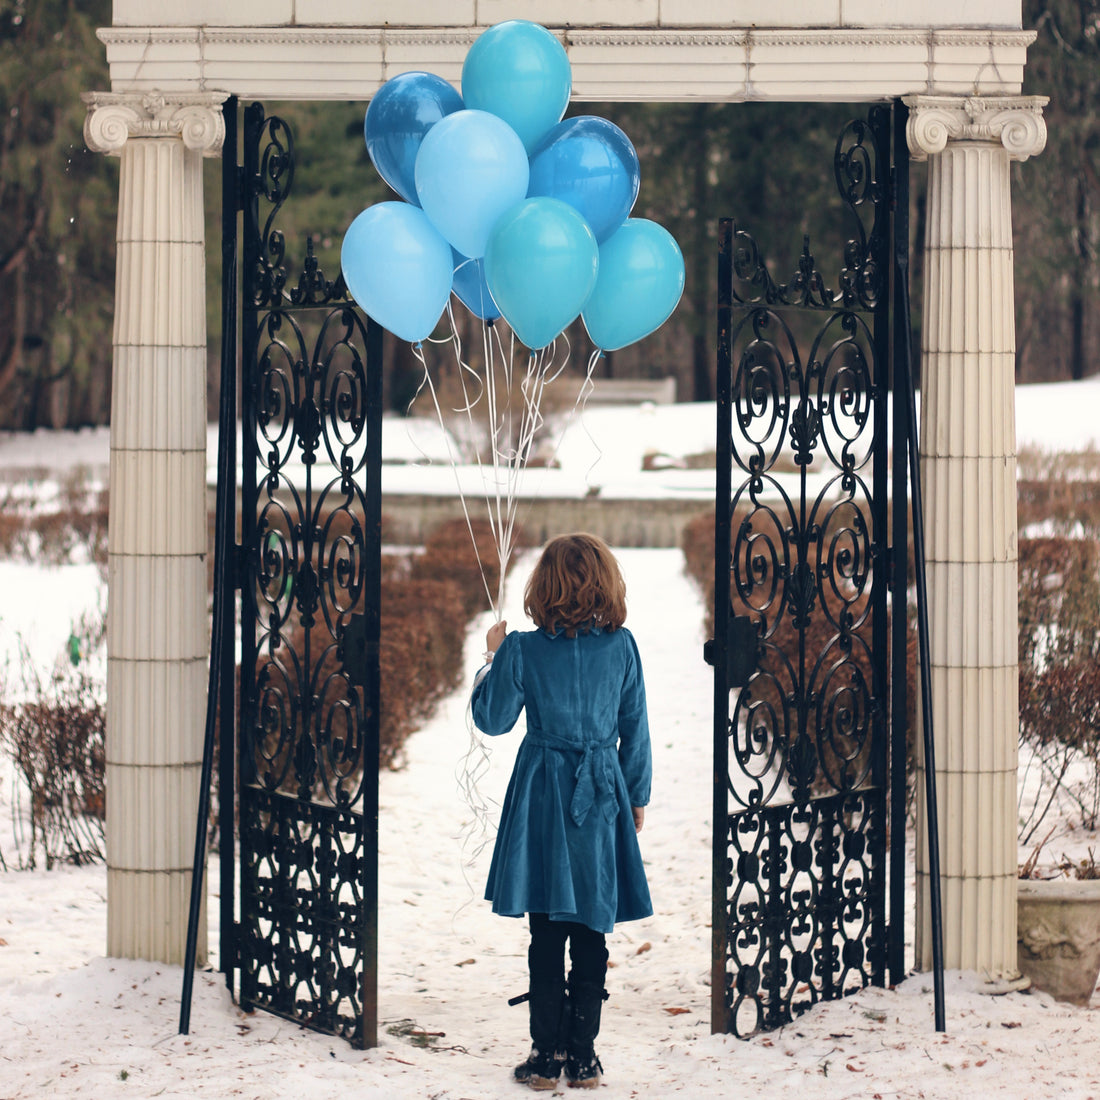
[
  {"left": 230, "top": 542, "right": 246, "bottom": 591},
  {"left": 235, "top": 164, "right": 248, "bottom": 214},
  {"left": 703, "top": 614, "right": 758, "bottom": 688}
]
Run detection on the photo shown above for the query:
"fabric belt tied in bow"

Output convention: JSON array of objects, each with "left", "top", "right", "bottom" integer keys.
[{"left": 528, "top": 729, "right": 618, "bottom": 827}]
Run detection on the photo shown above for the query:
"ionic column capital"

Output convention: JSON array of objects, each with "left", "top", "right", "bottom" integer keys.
[
  {"left": 903, "top": 94, "right": 1048, "bottom": 163},
  {"left": 81, "top": 91, "right": 228, "bottom": 156}
]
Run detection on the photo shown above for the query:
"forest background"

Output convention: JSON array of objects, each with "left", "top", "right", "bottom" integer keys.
[{"left": 1, "top": 0, "right": 1096, "bottom": 431}]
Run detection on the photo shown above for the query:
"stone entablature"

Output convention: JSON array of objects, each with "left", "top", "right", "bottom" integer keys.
[
  {"left": 110, "top": 1, "right": 1023, "bottom": 30},
  {"left": 98, "top": 25, "right": 1034, "bottom": 102}
]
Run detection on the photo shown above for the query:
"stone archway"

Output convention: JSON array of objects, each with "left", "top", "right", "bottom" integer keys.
[{"left": 83, "top": 5, "right": 1045, "bottom": 1009}]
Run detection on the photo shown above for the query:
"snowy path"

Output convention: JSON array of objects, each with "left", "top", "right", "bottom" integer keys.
[{"left": 1, "top": 549, "right": 1100, "bottom": 1098}]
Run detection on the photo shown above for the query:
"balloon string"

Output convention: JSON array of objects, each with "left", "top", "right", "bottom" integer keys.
[
  {"left": 578, "top": 348, "right": 608, "bottom": 491},
  {"left": 507, "top": 344, "right": 604, "bottom": 538},
  {"left": 411, "top": 334, "right": 502, "bottom": 620},
  {"left": 453, "top": 696, "right": 499, "bottom": 917}
]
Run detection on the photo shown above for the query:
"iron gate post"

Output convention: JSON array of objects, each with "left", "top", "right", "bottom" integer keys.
[{"left": 233, "top": 103, "right": 383, "bottom": 1048}]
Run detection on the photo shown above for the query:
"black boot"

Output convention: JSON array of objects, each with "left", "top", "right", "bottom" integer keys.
[
  {"left": 564, "top": 979, "right": 606, "bottom": 1089},
  {"left": 515, "top": 944, "right": 568, "bottom": 1090},
  {"left": 514, "top": 1045, "right": 565, "bottom": 1091},
  {"left": 513, "top": 983, "right": 567, "bottom": 1090}
]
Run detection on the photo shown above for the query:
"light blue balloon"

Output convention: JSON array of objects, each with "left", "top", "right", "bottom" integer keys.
[
  {"left": 461, "top": 20, "right": 571, "bottom": 153},
  {"left": 484, "top": 197, "right": 599, "bottom": 350},
  {"left": 364, "top": 72, "right": 464, "bottom": 206},
  {"left": 340, "top": 202, "right": 454, "bottom": 343},
  {"left": 582, "top": 219, "right": 685, "bottom": 352},
  {"left": 451, "top": 249, "right": 501, "bottom": 322},
  {"left": 414, "top": 109, "right": 530, "bottom": 259},
  {"left": 528, "top": 116, "right": 640, "bottom": 244}
]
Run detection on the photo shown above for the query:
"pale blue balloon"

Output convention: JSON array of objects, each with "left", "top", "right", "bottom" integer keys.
[
  {"left": 582, "top": 219, "right": 685, "bottom": 352},
  {"left": 451, "top": 249, "right": 501, "bottom": 322},
  {"left": 461, "top": 20, "right": 571, "bottom": 153},
  {"left": 414, "top": 109, "right": 530, "bottom": 259},
  {"left": 340, "top": 202, "right": 454, "bottom": 343},
  {"left": 364, "top": 71, "right": 464, "bottom": 206},
  {"left": 484, "top": 197, "right": 599, "bottom": 350},
  {"left": 528, "top": 116, "right": 640, "bottom": 243}
]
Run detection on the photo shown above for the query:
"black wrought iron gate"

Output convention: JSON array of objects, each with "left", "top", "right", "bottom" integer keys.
[
  {"left": 220, "top": 100, "right": 384, "bottom": 1048},
  {"left": 709, "top": 104, "right": 911, "bottom": 1037}
]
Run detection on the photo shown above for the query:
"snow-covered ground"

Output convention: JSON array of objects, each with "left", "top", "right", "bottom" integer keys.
[{"left": 0, "top": 377, "right": 1099, "bottom": 1098}]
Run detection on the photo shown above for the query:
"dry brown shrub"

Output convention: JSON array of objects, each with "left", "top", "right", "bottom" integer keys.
[
  {"left": 1018, "top": 535, "right": 1100, "bottom": 837},
  {"left": 0, "top": 638, "right": 106, "bottom": 869}
]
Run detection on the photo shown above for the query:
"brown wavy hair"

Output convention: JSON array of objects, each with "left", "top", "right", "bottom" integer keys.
[{"left": 523, "top": 533, "right": 627, "bottom": 636}]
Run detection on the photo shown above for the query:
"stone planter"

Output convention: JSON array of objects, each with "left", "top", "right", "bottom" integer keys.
[{"left": 1017, "top": 878, "right": 1100, "bottom": 1005}]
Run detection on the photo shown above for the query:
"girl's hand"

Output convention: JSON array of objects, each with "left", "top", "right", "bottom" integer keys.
[
  {"left": 632, "top": 807, "right": 645, "bottom": 833},
  {"left": 485, "top": 620, "right": 507, "bottom": 656}
]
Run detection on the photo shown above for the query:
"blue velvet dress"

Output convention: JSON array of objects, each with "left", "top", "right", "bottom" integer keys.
[{"left": 471, "top": 625, "right": 653, "bottom": 934}]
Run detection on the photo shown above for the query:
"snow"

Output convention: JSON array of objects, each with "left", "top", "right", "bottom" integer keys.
[{"left": 1, "top": 378, "right": 1100, "bottom": 1098}]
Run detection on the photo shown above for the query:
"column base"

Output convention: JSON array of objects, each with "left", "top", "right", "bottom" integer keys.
[{"left": 107, "top": 867, "right": 207, "bottom": 968}]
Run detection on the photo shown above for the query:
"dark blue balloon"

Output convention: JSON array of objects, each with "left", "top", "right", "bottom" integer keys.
[
  {"left": 452, "top": 249, "right": 501, "bottom": 322},
  {"left": 365, "top": 72, "right": 464, "bottom": 206},
  {"left": 527, "top": 116, "right": 640, "bottom": 244}
]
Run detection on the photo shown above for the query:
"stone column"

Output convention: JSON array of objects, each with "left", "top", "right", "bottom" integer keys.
[
  {"left": 904, "top": 95, "right": 1046, "bottom": 978},
  {"left": 83, "top": 92, "right": 226, "bottom": 965}
]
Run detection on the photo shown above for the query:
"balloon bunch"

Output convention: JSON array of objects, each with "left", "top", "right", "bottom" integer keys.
[{"left": 341, "top": 19, "right": 686, "bottom": 353}]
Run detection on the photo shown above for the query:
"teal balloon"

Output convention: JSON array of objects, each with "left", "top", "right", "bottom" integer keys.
[
  {"left": 461, "top": 20, "right": 571, "bottom": 153},
  {"left": 484, "top": 197, "right": 599, "bottom": 350},
  {"left": 451, "top": 249, "right": 501, "bottom": 322},
  {"left": 582, "top": 219, "right": 685, "bottom": 352},
  {"left": 528, "top": 116, "right": 640, "bottom": 243},
  {"left": 364, "top": 71, "right": 464, "bottom": 205},
  {"left": 340, "top": 202, "right": 454, "bottom": 343},
  {"left": 414, "top": 109, "right": 529, "bottom": 259}
]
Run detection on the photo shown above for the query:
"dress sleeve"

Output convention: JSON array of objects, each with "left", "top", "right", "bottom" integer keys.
[
  {"left": 471, "top": 630, "right": 525, "bottom": 736},
  {"left": 617, "top": 628, "right": 652, "bottom": 807}
]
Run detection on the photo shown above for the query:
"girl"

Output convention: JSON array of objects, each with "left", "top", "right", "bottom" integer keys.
[{"left": 471, "top": 533, "right": 652, "bottom": 1091}]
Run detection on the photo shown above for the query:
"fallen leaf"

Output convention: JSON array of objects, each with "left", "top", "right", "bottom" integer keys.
[
  {"left": 0, "top": 938, "right": 7, "bottom": 946},
  {"left": 664, "top": 1007, "right": 690, "bottom": 1016},
  {"left": 1001, "top": 1021, "right": 1022, "bottom": 1029},
  {"left": 846, "top": 1064, "right": 863, "bottom": 1072},
  {"left": 455, "top": 958, "right": 476, "bottom": 967},
  {"left": 636, "top": 942, "right": 652, "bottom": 955}
]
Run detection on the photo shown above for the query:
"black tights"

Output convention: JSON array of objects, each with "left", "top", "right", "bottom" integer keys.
[{"left": 527, "top": 913, "right": 608, "bottom": 1056}]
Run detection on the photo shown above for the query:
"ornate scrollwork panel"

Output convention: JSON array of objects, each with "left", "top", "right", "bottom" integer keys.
[
  {"left": 241, "top": 793, "right": 367, "bottom": 1042},
  {"left": 724, "top": 791, "right": 884, "bottom": 1038}
]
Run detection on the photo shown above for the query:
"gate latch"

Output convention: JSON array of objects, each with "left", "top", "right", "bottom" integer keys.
[
  {"left": 340, "top": 613, "right": 375, "bottom": 686},
  {"left": 703, "top": 614, "right": 758, "bottom": 688}
]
